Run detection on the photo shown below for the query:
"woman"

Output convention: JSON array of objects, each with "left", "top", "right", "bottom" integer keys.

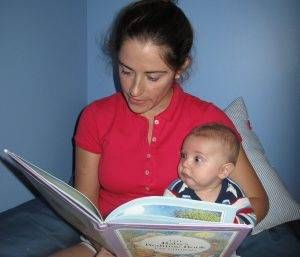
[{"left": 50, "top": 1, "right": 268, "bottom": 256}]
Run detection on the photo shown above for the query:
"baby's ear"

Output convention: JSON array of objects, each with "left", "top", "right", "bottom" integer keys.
[{"left": 218, "top": 162, "right": 235, "bottom": 179}]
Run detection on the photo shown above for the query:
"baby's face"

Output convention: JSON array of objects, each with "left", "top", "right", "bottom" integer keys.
[{"left": 178, "top": 135, "right": 227, "bottom": 192}]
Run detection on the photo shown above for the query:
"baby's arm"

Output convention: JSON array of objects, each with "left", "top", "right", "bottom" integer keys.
[
  {"left": 163, "top": 188, "right": 177, "bottom": 197},
  {"left": 232, "top": 197, "right": 257, "bottom": 225},
  {"left": 163, "top": 178, "right": 184, "bottom": 197}
]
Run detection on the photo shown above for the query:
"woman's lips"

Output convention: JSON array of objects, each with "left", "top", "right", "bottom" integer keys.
[{"left": 128, "top": 97, "right": 144, "bottom": 105}]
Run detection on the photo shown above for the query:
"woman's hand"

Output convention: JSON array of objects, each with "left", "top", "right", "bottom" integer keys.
[{"left": 96, "top": 248, "right": 116, "bottom": 257}]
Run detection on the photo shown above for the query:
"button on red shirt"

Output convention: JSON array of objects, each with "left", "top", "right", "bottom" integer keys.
[{"left": 74, "top": 84, "right": 240, "bottom": 218}]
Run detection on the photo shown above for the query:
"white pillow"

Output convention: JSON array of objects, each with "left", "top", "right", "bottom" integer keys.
[{"left": 224, "top": 97, "right": 300, "bottom": 234}]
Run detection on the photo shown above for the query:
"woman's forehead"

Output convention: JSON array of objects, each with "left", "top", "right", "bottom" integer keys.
[{"left": 118, "top": 38, "right": 171, "bottom": 71}]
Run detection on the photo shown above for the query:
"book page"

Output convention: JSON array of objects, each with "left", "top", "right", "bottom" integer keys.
[
  {"left": 106, "top": 196, "right": 238, "bottom": 224},
  {"left": 4, "top": 150, "right": 103, "bottom": 222},
  {"left": 4, "top": 150, "right": 115, "bottom": 248},
  {"left": 28, "top": 163, "right": 101, "bottom": 219}
]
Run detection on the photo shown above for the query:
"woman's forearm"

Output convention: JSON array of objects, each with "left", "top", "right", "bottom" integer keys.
[{"left": 230, "top": 147, "right": 269, "bottom": 223}]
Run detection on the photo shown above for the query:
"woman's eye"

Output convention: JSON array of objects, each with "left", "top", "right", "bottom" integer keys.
[
  {"left": 147, "top": 75, "right": 160, "bottom": 82},
  {"left": 120, "top": 69, "right": 131, "bottom": 76},
  {"left": 119, "top": 66, "right": 133, "bottom": 76}
]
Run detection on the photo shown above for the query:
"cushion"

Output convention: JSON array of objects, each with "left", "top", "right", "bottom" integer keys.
[{"left": 224, "top": 97, "right": 300, "bottom": 235}]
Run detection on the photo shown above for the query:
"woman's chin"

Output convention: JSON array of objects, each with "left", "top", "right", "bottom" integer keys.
[
  {"left": 128, "top": 105, "right": 146, "bottom": 114},
  {"left": 126, "top": 102, "right": 149, "bottom": 115}
]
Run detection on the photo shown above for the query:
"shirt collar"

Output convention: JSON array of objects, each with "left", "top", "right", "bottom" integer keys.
[
  {"left": 119, "top": 83, "right": 184, "bottom": 121},
  {"left": 156, "top": 83, "right": 183, "bottom": 122}
]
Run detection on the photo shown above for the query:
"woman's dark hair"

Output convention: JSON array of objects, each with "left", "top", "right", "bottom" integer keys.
[{"left": 104, "top": 0, "right": 193, "bottom": 72}]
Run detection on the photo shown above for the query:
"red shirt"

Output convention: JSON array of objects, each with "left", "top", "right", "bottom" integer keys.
[{"left": 74, "top": 85, "right": 240, "bottom": 218}]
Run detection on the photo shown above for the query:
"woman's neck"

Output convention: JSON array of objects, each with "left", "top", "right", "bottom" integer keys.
[{"left": 141, "top": 87, "right": 174, "bottom": 120}]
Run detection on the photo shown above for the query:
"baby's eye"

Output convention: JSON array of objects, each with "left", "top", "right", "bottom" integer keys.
[
  {"left": 194, "top": 156, "right": 204, "bottom": 163},
  {"left": 180, "top": 152, "right": 187, "bottom": 159}
]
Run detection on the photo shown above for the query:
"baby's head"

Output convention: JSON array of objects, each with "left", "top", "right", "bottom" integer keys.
[
  {"left": 178, "top": 123, "right": 240, "bottom": 191},
  {"left": 188, "top": 123, "right": 240, "bottom": 165}
]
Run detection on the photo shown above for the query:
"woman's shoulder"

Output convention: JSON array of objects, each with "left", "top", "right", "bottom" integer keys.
[
  {"left": 85, "top": 92, "right": 123, "bottom": 113},
  {"left": 80, "top": 92, "right": 126, "bottom": 121},
  {"left": 78, "top": 92, "right": 124, "bottom": 126},
  {"left": 180, "top": 88, "right": 223, "bottom": 115},
  {"left": 74, "top": 92, "right": 123, "bottom": 151},
  {"left": 178, "top": 87, "right": 237, "bottom": 132}
]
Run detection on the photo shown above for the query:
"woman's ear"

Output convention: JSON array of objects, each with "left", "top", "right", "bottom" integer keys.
[
  {"left": 181, "top": 57, "right": 191, "bottom": 72},
  {"left": 218, "top": 162, "right": 235, "bottom": 179},
  {"left": 175, "top": 57, "right": 191, "bottom": 80},
  {"left": 175, "top": 73, "right": 181, "bottom": 80}
]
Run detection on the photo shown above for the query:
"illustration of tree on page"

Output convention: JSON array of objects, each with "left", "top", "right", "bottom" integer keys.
[{"left": 3, "top": 149, "right": 252, "bottom": 257}]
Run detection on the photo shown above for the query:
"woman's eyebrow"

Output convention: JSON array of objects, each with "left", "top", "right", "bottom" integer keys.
[
  {"left": 118, "top": 61, "right": 134, "bottom": 71},
  {"left": 118, "top": 60, "right": 168, "bottom": 74},
  {"left": 145, "top": 70, "right": 167, "bottom": 75}
]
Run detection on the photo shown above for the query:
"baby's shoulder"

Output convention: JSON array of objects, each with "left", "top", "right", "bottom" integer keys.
[
  {"left": 223, "top": 178, "right": 246, "bottom": 198},
  {"left": 167, "top": 178, "right": 184, "bottom": 190}
]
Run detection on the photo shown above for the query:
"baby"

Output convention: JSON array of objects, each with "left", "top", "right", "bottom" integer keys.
[{"left": 164, "top": 123, "right": 256, "bottom": 225}]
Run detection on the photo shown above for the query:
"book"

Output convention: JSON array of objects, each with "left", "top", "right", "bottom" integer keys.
[{"left": 4, "top": 149, "right": 252, "bottom": 257}]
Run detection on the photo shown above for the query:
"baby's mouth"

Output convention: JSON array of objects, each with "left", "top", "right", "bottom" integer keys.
[{"left": 181, "top": 171, "right": 190, "bottom": 180}]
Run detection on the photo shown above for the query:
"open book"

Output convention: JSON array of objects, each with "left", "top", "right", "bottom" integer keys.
[{"left": 4, "top": 149, "right": 252, "bottom": 257}]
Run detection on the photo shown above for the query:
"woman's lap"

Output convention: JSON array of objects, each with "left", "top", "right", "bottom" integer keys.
[
  {"left": 0, "top": 198, "right": 299, "bottom": 257},
  {"left": 0, "top": 197, "right": 80, "bottom": 257},
  {"left": 237, "top": 221, "right": 300, "bottom": 257}
]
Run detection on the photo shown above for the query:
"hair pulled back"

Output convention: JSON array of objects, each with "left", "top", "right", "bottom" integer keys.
[{"left": 105, "top": 0, "right": 193, "bottom": 72}]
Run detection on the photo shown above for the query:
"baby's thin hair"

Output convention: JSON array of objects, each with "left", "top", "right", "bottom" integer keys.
[{"left": 189, "top": 123, "right": 240, "bottom": 164}]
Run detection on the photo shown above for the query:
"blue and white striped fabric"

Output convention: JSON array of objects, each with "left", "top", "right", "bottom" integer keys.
[{"left": 224, "top": 97, "right": 300, "bottom": 234}]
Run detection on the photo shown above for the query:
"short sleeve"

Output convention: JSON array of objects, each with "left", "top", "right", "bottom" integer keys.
[{"left": 74, "top": 105, "right": 102, "bottom": 154}]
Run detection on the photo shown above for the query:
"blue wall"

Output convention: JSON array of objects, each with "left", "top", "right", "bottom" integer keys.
[
  {"left": 0, "top": 0, "right": 87, "bottom": 212},
  {"left": 0, "top": 0, "right": 299, "bottom": 213},
  {"left": 87, "top": 0, "right": 300, "bottom": 201}
]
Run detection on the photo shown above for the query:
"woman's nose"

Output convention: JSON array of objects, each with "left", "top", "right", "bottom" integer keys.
[{"left": 129, "top": 78, "right": 144, "bottom": 97}]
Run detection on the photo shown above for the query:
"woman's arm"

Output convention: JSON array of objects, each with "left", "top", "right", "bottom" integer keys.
[
  {"left": 74, "top": 146, "right": 101, "bottom": 208},
  {"left": 74, "top": 147, "right": 116, "bottom": 256},
  {"left": 230, "top": 147, "right": 269, "bottom": 223}
]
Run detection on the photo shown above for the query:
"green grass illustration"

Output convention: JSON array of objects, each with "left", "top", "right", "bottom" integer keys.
[{"left": 174, "top": 209, "right": 221, "bottom": 222}]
